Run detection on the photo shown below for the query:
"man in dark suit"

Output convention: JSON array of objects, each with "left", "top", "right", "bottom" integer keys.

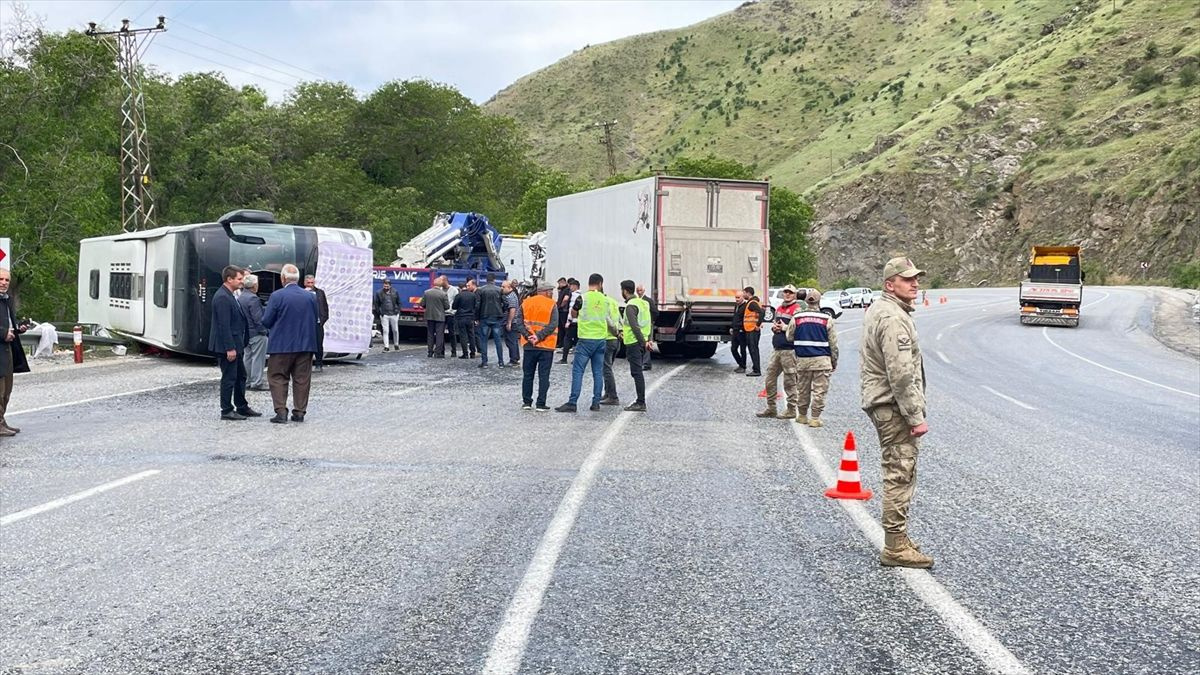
[
  {"left": 304, "top": 274, "right": 329, "bottom": 372},
  {"left": 209, "top": 265, "right": 261, "bottom": 421},
  {"left": 264, "top": 264, "right": 320, "bottom": 424},
  {"left": 0, "top": 268, "right": 30, "bottom": 436}
]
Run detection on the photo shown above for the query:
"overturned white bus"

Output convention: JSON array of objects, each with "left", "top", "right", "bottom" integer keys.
[{"left": 77, "top": 210, "right": 371, "bottom": 357}]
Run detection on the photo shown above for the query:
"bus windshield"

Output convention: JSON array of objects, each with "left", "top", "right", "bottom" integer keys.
[{"left": 228, "top": 225, "right": 298, "bottom": 273}]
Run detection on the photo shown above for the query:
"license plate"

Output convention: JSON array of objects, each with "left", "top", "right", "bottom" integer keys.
[
  {"left": 398, "top": 315, "right": 418, "bottom": 322},
  {"left": 694, "top": 335, "right": 723, "bottom": 342}
]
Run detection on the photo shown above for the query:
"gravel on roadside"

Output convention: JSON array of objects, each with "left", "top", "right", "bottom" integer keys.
[{"left": 1151, "top": 287, "right": 1200, "bottom": 359}]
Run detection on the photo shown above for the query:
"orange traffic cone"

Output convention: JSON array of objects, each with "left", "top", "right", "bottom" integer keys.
[
  {"left": 825, "top": 432, "right": 873, "bottom": 500},
  {"left": 758, "top": 388, "right": 782, "bottom": 399}
]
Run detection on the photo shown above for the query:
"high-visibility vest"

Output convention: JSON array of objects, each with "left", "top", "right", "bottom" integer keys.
[
  {"left": 743, "top": 299, "right": 762, "bottom": 332},
  {"left": 792, "top": 311, "right": 832, "bottom": 357},
  {"left": 622, "top": 296, "right": 651, "bottom": 345},
  {"left": 520, "top": 295, "right": 558, "bottom": 350},
  {"left": 576, "top": 290, "right": 610, "bottom": 340},
  {"left": 605, "top": 296, "right": 621, "bottom": 341}
]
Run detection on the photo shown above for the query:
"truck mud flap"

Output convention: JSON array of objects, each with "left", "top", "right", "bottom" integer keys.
[{"left": 1021, "top": 315, "right": 1079, "bottom": 328}]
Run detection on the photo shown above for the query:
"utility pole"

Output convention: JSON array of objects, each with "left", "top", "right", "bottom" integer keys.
[
  {"left": 593, "top": 119, "right": 618, "bottom": 177},
  {"left": 87, "top": 16, "right": 166, "bottom": 232}
]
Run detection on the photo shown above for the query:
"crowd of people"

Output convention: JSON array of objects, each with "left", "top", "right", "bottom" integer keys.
[
  {"left": 380, "top": 273, "right": 657, "bottom": 413},
  {"left": 210, "top": 263, "right": 327, "bottom": 424},
  {"left": 209, "top": 254, "right": 933, "bottom": 569}
]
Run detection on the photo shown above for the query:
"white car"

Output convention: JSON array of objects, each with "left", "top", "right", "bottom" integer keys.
[
  {"left": 763, "top": 287, "right": 842, "bottom": 320},
  {"left": 839, "top": 287, "right": 874, "bottom": 309}
]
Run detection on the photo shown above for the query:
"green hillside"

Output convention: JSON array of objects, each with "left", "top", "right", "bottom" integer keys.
[{"left": 486, "top": 0, "right": 1199, "bottom": 283}]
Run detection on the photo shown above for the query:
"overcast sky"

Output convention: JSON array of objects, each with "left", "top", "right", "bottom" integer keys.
[{"left": 8, "top": 0, "right": 742, "bottom": 102}]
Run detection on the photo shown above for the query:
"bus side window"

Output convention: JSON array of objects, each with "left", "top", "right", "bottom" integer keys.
[
  {"left": 89, "top": 269, "right": 100, "bottom": 299},
  {"left": 153, "top": 270, "right": 169, "bottom": 308}
]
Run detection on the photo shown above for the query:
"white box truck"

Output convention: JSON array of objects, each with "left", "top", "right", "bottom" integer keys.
[{"left": 546, "top": 176, "right": 769, "bottom": 358}]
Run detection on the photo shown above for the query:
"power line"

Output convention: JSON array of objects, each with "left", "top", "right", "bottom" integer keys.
[
  {"left": 171, "top": 18, "right": 329, "bottom": 81},
  {"left": 131, "top": 1, "right": 160, "bottom": 24},
  {"left": 155, "top": 42, "right": 301, "bottom": 89},
  {"left": 163, "top": 32, "right": 305, "bottom": 83},
  {"left": 98, "top": 0, "right": 127, "bottom": 25}
]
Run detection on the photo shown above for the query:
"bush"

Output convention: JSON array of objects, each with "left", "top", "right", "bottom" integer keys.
[
  {"left": 1081, "top": 261, "right": 1108, "bottom": 285},
  {"left": 1170, "top": 261, "right": 1200, "bottom": 288},
  {"left": 1130, "top": 65, "right": 1163, "bottom": 93},
  {"left": 1180, "top": 63, "right": 1198, "bottom": 87},
  {"left": 1145, "top": 41, "right": 1159, "bottom": 59},
  {"left": 832, "top": 277, "right": 860, "bottom": 289}
]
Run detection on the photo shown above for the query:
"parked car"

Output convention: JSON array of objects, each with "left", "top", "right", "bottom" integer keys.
[
  {"left": 838, "top": 287, "right": 874, "bottom": 308},
  {"left": 764, "top": 286, "right": 842, "bottom": 320},
  {"left": 869, "top": 290, "right": 882, "bottom": 306}
]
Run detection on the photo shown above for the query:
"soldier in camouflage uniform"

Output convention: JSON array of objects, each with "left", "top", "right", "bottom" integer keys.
[{"left": 860, "top": 257, "right": 933, "bottom": 569}]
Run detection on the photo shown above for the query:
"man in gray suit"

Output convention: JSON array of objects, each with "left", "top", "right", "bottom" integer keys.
[
  {"left": 238, "top": 274, "right": 270, "bottom": 391},
  {"left": 421, "top": 275, "right": 451, "bottom": 358}
]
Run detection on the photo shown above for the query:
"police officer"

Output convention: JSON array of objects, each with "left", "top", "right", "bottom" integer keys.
[
  {"left": 787, "top": 290, "right": 837, "bottom": 427},
  {"left": 860, "top": 257, "right": 932, "bottom": 569}
]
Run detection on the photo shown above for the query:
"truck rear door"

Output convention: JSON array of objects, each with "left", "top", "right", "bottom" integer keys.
[{"left": 657, "top": 179, "right": 768, "bottom": 307}]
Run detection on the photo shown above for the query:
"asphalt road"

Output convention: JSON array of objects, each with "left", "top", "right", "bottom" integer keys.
[{"left": 1, "top": 287, "right": 1197, "bottom": 674}]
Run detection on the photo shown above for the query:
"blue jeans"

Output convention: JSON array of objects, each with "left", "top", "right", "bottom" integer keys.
[
  {"left": 478, "top": 317, "right": 505, "bottom": 365},
  {"left": 568, "top": 338, "right": 606, "bottom": 406}
]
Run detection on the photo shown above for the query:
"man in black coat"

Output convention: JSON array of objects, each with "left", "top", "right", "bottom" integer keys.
[
  {"left": 452, "top": 279, "right": 479, "bottom": 358},
  {"left": 208, "top": 265, "right": 260, "bottom": 421},
  {"left": 304, "top": 275, "right": 329, "bottom": 371},
  {"left": 0, "top": 268, "right": 30, "bottom": 436}
]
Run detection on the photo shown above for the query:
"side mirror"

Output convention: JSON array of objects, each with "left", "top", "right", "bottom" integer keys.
[{"left": 218, "top": 209, "right": 274, "bottom": 245}]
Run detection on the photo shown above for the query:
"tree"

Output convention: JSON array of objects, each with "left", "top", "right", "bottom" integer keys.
[
  {"left": 767, "top": 186, "right": 817, "bottom": 283},
  {"left": 512, "top": 169, "right": 591, "bottom": 233}
]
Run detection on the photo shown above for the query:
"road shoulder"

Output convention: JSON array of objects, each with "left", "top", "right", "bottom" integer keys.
[{"left": 1150, "top": 287, "right": 1200, "bottom": 359}]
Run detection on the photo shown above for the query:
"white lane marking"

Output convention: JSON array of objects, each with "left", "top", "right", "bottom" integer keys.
[
  {"left": 936, "top": 350, "right": 952, "bottom": 365},
  {"left": 0, "top": 470, "right": 161, "bottom": 526},
  {"left": 483, "top": 364, "right": 688, "bottom": 675},
  {"left": 790, "top": 426, "right": 1031, "bottom": 675},
  {"left": 1083, "top": 290, "right": 1111, "bottom": 309},
  {"left": 1041, "top": 327, "right": 1199, "bottom": 399},
  {"left": 980, "top": 385, "right": 1036, "bottom": 410},
  {"left": 388, "top": 376, "right": 455, "bottom": 397},
  {"left": 8, "top": 377, "right": 219, "bottom": 417}
]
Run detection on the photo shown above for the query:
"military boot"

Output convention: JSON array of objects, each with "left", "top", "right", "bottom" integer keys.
[
  {"left": 881, "top": 532, "right": 933, "bottom": 569},
  {"left": 777, "top": 407, "right": 797, "bottom": 420},
  {"left": 755, "top": 407, "right": 777, "bottom": 418},
  {"left": 794, "top": 415, "right": 809, "bottom": 425},
  {"left": 808, "top": 418, "right": 824, "bottom": 428}
]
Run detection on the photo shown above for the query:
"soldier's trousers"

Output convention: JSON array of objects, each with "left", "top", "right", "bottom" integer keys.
[
  {"left": 869, "top": 404, "right": 921, "bottom": 536},
  {"left": 763, "top": 350, "right": 799, "bottom": 410},
  {"left": 795, "top": 369, "right": 832, "bottom": 418}
]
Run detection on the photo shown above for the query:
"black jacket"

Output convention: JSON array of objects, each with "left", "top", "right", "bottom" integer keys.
[
  {"left": 476, "top": 283, "right": 505, "bottom": 319},
  {"left": 453, "top": 289, "right": 478, "bottom": 320},
  {"left": 0, "top": 294, "right": 30, "bottom": 376}
]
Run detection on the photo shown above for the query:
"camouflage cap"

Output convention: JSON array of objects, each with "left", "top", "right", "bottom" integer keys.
[{"left": 883, "top": 256, "right": 925, "bottom": 280}]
